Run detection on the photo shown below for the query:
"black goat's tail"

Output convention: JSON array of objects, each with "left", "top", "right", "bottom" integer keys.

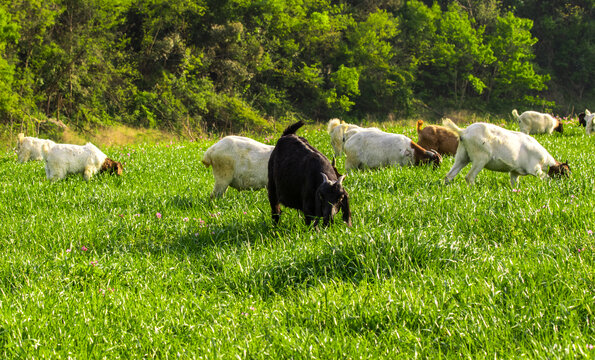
[{"left": 282, "top": 121, "right": 305, "bottom": 136}]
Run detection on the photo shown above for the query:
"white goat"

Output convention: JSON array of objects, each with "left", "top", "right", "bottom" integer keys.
[
  {"left": 16, "top": 133, "right": 56, "bottom": 163},
  {"left": 443, "top": 119, "right": 570, "bottom": 186},
  {"left": 202, "top": 136, "right": 274, "bottom": 197},
  {"left": 343, "top": 128, "right": 441, "bottom": 172},
  {"left": 583, "top": 109, "right": 595, "bottom": 135},
  {"left": 42, "top": 142, "right": 123, "bottom": 181},
  {"left": 327, "top": 118, "right": 363, "bottom": 157},
  {"left": 512, "top": 109, "right": 563, "bottom": 135}
]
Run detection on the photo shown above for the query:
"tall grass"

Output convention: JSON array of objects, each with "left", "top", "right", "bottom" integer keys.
[{"left": 0, "top": 122, "right": 594, "bottom": 358}]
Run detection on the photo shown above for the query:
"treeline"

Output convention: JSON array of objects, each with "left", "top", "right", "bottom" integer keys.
[{"left": 0, "top": 0, "right": 592, "bottom": 134}]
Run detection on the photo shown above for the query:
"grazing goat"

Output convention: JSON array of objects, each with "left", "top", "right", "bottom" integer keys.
[
  {"left": 16, "top": 133, "right": 56, "bottom": 163},
  {"left": 443, "top": 119, "right": 570, "bottom": 186},
  {"left": 582, "top": 110, "right": 595, "bottom": 135},
  {"left": 512, "top": 109, "right": 563, "bottom": 134},
  {"left": 42, "top": 142, "right": 123, "bottom": 181},
  {"left": 415, "top": 120, "right": 459, "bottom": 156},
  {"left": 268, "top": 121, "right": 351, "bottom": 227},
  {"left": 343, "top": 128, "right": 442, "bottom": 172},
  {"left": 201, "top": 136, "right": 274, "bottom": 197},
  {"left": 327, "top": 118, "right": 363, "bottom": 157},
  {"left": 578, "top": 112, "right": 586, "bottom": 127}
]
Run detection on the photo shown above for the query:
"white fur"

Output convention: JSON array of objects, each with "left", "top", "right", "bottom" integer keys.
[
  {"left": 42, "top": 142, "right": 109, "bottom": 181},
  {"left": 443, "top": 119, "right": 560, "bottom": 186},
  {"left": 512, "top": 109, "right": 560, "bottom": 134},
  {"left": 343, "top": 128, "right": 416, "bottom": 171},
  {"left": 202, "top": 136, "right": 274, "bottom": 197},
  {"left": 584, "top": 109, "right": 595, "bottom": 135},
  {"left": 16, "top": 133, "right": 56, "bottom": 163},
  {"left": 327, "top": 118, "right": 364, "bottom": 157}
]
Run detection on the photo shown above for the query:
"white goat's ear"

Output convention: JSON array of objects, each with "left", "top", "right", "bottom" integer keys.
[
  {"left": 337, "top": 175, "right": 346, "bottom": 185},
  {"left": 321, "top": 173, "right": 330, "bottom": 184},
  {"left": 586, "top": 109, "right": 591, "bottom": 115}
]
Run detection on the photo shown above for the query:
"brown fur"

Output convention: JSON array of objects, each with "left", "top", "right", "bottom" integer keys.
[
  {"left": 416, "top": 120, "right": 459, "bottom": 156},
  {"left": 553, "top": 119, "right": 563, "bottom": 133},
  {"left": 100, "top": 158, "right": 123, "bottom": 176},
  {"left": 410, "top": 141, "right": 442, "bottom": 168},
  {"left": 548, "top": 161, "right": 571, "bottom": 178}
]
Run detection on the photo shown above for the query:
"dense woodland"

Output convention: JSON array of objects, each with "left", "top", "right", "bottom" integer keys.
[{"left": 0, "top": 0, "right": 592, "bottom": 134}]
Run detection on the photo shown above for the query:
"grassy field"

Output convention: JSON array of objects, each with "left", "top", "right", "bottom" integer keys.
[{"left": 1, "top": 120, "right": 594, "bottom": 358}]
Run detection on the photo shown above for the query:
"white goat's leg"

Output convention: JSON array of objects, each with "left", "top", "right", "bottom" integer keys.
[
  {"left": 210, "top": 161, "right": 233, "bottom": 198},
  {"left": 17, "top": 150, "right": 29, "bottom": 163},
  {"left": 211, "top": 181, "right": 229, "bottom": 198},
  {"left": 510, "top": 172, "right": 520, "bottom": 187},
  {"left": 464, "top": 160, "right": 488, "bottom": 184},
  {"left": 47, "top": 168, "right": 63, "bottom": 182},
  {"left": 535, "top": 167, "right": 547, "bottom": 180},
  {"left": 83, "top": 167, "right": 95, "bottom": 181},
  {"left": 444, "top": 146, "right": 470, "bottom": 184},
  {"left": 344, "top": 155, "right": 358, "bottom": 173}
]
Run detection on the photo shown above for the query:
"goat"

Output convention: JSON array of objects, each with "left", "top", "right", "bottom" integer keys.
[
  {"left": 202, "top": 136, "right": 274, "bottom": 197},
  {"left": 578, "top": 112, "right": 586, "bottom": 127},
  {"left": 415, "top": 120, "right": 459, "bottom": 156},
  {"left": 443, "top": 118, "right": 570, "bottom": 186},
  {"left": 327, "top": 118, "right": 363, "bottom": 157},
  {"left": 42, "top": 142, "right": 123, "bottom": 181},
  {"left": 582, "top": 110, "right": 595, "bottom": 135},
  {"left": 268, "top": 121, "right": 351, "bottom": 227},
  {"left": 512, "top": 109, "right": 563, "bottom": 134},
  {"left": 343, "top": 128, "right": 442, "bottom": 172},
  {"left": 16, "top": 133, "right": 56, "bottom": 163}
]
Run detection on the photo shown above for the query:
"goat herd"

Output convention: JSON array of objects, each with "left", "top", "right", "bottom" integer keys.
[{"left": 15, "top": 109, "right": 593, "bottom": 227}]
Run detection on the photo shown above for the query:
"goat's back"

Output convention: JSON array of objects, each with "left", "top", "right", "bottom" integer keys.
[
  {"left": 45, "top": 143, "right": 107, "bottom": 169},
  {"left": 417, "top": 124, "right": 459, "bottom": 156},
  {"left": 517, "top": 111, "right": 557, "bottom": 133},
  {"left": 203, "top": 136, "right": 273, "bottom": 166},
  {"left": 460, "top": 123, "right": 553, "bottom": 160}
]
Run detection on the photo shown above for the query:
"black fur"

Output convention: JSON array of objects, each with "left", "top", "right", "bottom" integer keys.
[
  {"left": 578, "top": 113, "right": 586, "bottom": 127},
  {"left": 268, "top": 121, "right": 352, "bottom": 227}
]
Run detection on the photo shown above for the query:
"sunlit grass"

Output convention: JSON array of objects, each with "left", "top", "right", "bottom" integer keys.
[{"left": 0, "top": 121, "right": 594, "bottom": 358}]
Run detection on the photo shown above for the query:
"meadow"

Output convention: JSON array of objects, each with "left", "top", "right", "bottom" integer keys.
[{"left": 0, "top": 120, "right": 594, "bottom": 358}]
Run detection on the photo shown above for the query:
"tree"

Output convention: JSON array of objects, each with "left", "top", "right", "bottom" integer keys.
[{"left": 0, "top": 6, "right": 18, "bottom": 113}]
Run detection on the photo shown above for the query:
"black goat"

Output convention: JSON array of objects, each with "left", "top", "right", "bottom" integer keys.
[
  {"left": 268, "top": 121, "right": 352, "bottom": 227},
  {"left": 578, "top": 112, "right": 586, "bottom": 127}
]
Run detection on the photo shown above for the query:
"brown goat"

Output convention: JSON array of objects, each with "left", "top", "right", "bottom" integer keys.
[{"left": 416, "top": 120, "right": 459, "bottom": 156}]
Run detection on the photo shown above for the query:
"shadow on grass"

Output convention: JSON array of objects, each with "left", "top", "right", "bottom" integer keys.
[
  {"left": 235, "top": 233, "right": 445, "bottom": 298},
  {"left": 0, "top": 156, "right": 15, "bottom": 165}
]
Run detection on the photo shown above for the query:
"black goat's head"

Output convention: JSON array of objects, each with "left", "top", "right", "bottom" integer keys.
[{"left": 316, "top": 173, "right": 351, "bottom": 227}]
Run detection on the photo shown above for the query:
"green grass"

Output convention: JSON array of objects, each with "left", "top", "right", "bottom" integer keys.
[{"left": 1, "top": 122, "right": 594, "bottom": 358}]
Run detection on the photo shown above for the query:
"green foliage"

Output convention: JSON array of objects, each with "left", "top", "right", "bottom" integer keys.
[
  {"left": 0, "top": 7, "right": 18, "bottom": 113},
  {"left": 485, "top": 11, "right": 549, "bottom": 107},
  {"left": 501, "top": 0, "right": 594, "bottom": 109},
  {"left": 0, "top": 0, "right": 591, "bottom": 131}
]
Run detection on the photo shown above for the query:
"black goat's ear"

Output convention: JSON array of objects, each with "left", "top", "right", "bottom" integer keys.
[
  {"left": 337, "top": 175, "right": 346, "bottom": 185},
  {"left": 321, "top": 172, "right": 330, "bottom": 184}
]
